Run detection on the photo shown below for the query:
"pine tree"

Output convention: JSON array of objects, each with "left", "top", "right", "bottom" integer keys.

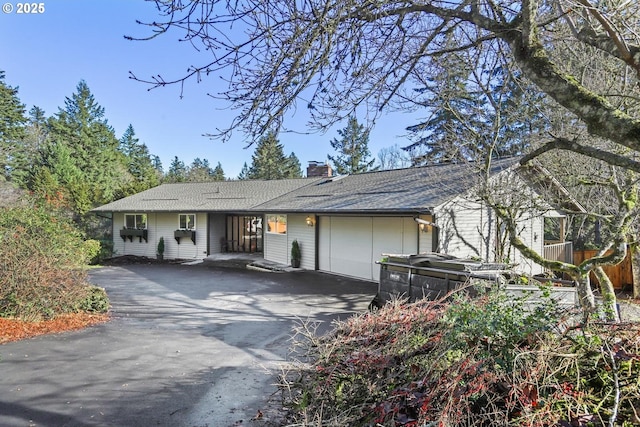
[
  {"left": 0, "top": 72, "right": 28, "bottom": 181},
  {"left": 151, "top": 155, "right": 163, "bottom": 175},
  {"left": 165, "top": 156, "right": 187, "bottom": 183},
  {"left": 327, "top": 116, "right": 376, "bottom": 174},
  {"left": 11, "top": 106, "right": 48, "bottom": 187},
  {"left": 32, "top": 141, "right": 91, "bottom": 213},
  {"left": 117, "top": 124, "right": 160, "bottom": 196},
  {"left": 237, "top": 162, "right": 250, "bottom": 180},
  {"left": 247, "top": 132, "right": 300, "bottom": 179},
  {"left": 186, "top": 157, "right": 215, "bottom": 182},
  {"left": 403, "top": 59, "right": 485, "bottom": 165},
  {"left": 212, "top": 162, "right": 225, "bottom": 181},
  {"left": 40, "top": 80, "right": 126, "bottom": 212},
  {"left": 285, "top": 152, "right": 303, "bottom": 178},
  {"left": 403, "top": 38, "right": 546, "bottom": 165}
]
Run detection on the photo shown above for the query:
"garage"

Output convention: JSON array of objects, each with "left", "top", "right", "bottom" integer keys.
[{"left": 318, "top": 216, "right": 419, "bottom": 281}]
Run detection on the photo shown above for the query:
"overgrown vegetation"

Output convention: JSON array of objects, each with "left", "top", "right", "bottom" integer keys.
[
  {"left": 279, "top": 288, "right": 640, "bottom": 426},
  {"left": 0, "top": 199, "right": 109, "bottom": 321}
]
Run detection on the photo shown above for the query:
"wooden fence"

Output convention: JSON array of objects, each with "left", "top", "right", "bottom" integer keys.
[{"left": 573, "top": 249, "right": 634, "bottom": 290}]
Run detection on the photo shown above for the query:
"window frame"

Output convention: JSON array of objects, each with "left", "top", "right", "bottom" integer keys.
[
  {"left": 124, "top": 213, "right": 147, "bottom": 230},
  {"left": 266, "top": 214, "right": 287, "bottom": 235},
  {"left": 179, "top": 213, "right": 196, "bottom": 230}
]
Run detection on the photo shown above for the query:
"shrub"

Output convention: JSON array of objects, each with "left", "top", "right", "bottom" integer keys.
[
  {"left": 76, "top": 285, "right": 109, "bottom": 313},
  {"left": 0, "top": 201, "right": 108, "bottom": 320},
  {"left": 82, "top": 239, "right": 102, "bottom": 265},
  {"left": 278, "top": 288, "right": 640, "bottom": 426},
  {"left": 93, "top": 238, "right": 114, "bottom": 264}
]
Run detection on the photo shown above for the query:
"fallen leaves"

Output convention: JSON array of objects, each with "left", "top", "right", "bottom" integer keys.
[{"left": 0, "top": 312, "right": 109, "bottom": 344}]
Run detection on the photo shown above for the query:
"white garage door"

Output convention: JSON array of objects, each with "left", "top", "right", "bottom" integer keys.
[{"left": 318, "top": 216, "right": 418, "bottom": 281}]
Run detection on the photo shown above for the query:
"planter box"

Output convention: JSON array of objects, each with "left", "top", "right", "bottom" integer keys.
[
  {"left": 120, "top": 228, "right": 148, "bottom": 243},
  {"left": 174, "top": 229, "right": 196, "bottom": 245}
]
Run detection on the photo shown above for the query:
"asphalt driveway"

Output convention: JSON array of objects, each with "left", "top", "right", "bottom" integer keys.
[{"left": 0, "top": 261, "right": 376, "bottom": 427}]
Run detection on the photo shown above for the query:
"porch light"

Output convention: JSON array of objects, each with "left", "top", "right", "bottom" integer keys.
[
  {"left": 414, "top": 217, "right": 436, "bottom": 233},
  {"left": 306, "top": 216, "right": 315, "bottom": 227}
]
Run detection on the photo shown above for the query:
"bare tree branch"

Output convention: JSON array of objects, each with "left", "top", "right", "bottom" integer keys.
[{"left": 521, "top": 137, "right": 640, "bottom": 172}]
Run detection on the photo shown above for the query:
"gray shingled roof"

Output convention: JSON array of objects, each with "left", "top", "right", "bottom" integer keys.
[
  {"left": 255, "top": 158, "right": 519, "bottom": 213},
  {"left": 92, "top": 178, "right": 324, "bottom": 212},
  {"left": 92, "top": 158, "right": 519, "bottom": 214}
]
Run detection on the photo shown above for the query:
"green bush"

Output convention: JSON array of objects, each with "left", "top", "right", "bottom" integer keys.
[
  {"left": 279, "top": 289, "right": 639, "bottom": 426},
  {"left": 0, "top": 201, "right": 108, "bottom": 320},
  {"left": 76, "top": 285, "right": 109, "bottom": 313},
  {"left": 93, "top": 238, "right": 114, "bottom": 264},
  {"left": 82, "top": 239, "right": 102, "bottom": 265},
  {"left": 442, "top": 282, "right": 561, "bottom": 370}
]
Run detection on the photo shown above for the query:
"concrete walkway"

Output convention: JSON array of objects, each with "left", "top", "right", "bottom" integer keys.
[{"left": 0, "top": 261, "right": 376, "bottom": 427}]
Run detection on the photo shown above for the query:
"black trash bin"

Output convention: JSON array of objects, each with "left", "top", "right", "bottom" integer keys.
[{"left": 374, "top": 253, "right": 511, "bottom": 307}]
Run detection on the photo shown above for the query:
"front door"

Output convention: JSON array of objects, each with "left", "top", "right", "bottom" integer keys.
[{"left": 226, "top": 215, "right": 263, "bottom": 253}]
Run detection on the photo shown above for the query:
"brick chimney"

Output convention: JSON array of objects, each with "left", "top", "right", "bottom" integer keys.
[{"left": 306, "top": 161, "right": 333, "bottom": 177}]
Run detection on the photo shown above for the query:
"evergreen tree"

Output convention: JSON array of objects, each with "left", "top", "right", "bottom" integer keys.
[
  {"left": 403, "top": 67, "right": 484, "bottom": 165},
  {"left": 32, "top": 141, "right": 91, "bottom": 213},
  {"left": 151, "top": 155, "right": 163, "bottom": 175},
  {"left": 38, "top": 80, "right": 126, "bottom": 212},
  {"left": 117, "top": 124, "right": 160, "bottom": 196},
  {"left": 247, "top": 132, "right": 301, "bottom": 179},
  {"left": 165, "top": 156, "right": 187, "bottom": 183},
  {"left": 237, "top": 162, "right": 250, "bottom": 180},
  {"left": 186, "top": 157, "right": 215, "bottom": 182},
  {"left": 0, "top": 72, "right": 28, "bottom": 181},
  {"left": 285, "top": 152, "right": 303, "bottom": 178},
  {"left": 327, "top": 116, "right": 376, "bottom": 174},
  {"left": 212, "top": 162, "right": 225, "bottom": 181},
  {"left": 403, "top": 39, "right": 546, "bottom": 165},
  {"left": 11, "top": 106, "right": 48, "bottom": 187}
]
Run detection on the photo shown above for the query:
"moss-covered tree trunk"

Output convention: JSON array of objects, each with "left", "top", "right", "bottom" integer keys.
[
  {"left": 574, "top": 273, "right": 596, "bottom": 322},
  {"left": 592, "top": 267, "right": 620, "bottom": 322},
  {"left": 631, "top": 243, "right": 640, "bottom": 299}
]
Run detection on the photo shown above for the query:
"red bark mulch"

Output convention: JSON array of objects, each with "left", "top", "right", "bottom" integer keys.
[{"left": 0, "top": 312, "right": 110, "bottom": 344}]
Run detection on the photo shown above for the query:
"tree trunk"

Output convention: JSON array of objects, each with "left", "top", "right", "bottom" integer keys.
[
  {"left": 575, "top": 273, "right": 597, "bottom": 322},
  {"left": 593, "top": 267, "right": 620, "bottom": 322},
  {"left": 631, "top": 243, "right": 640, "bottom": 299}
]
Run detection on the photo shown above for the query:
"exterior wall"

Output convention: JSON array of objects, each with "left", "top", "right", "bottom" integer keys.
[
  {"left": 435, "top": 196, "right": 493, "bottom": 261},
  {"left": 264, "top": 233, "right": 288, "bottom": 264},
  {"left": 287, "top": 213, "right": 317, "bottom": 270},
  {"left": 433, "top": 196, "right": 545, "bottom": 276},
  {"left": 113, "top": 212, "right": 157, "bottom": 258},
  {"left": 507, "top": 211, "right": 544, "bottom": 276},
  {"left": 113, "top": 212, "right": 208, "bottom": 260},
  {"left": 208, "top": 213, "right": 227, "bottom": 254},
  {"left": 264, "top": 213, "right": 316, "bottom": 268},
  {"left": 417, "top": 214, "right": 436, "bottom": 253}
]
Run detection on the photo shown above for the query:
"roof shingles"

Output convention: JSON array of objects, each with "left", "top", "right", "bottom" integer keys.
[{"left": 93, "top": 158, "right": 518, "bottom": 214}]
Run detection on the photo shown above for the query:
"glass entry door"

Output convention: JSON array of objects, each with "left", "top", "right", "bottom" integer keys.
[{"left": 226, "top": 215, "right": 263, "bottom": 253}]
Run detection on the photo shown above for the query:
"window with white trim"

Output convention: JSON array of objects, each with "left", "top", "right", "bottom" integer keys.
[
  {"left": 266, "top": 214, "right": 287, "bottom": 234},
  {"left": 124, "top": 214, "right": 147, "bottom": 229},
  {"left": 179, "top": 214, "right": 196, "bottom": 230}
]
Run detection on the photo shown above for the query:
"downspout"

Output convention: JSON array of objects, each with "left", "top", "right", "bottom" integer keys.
[{"left": 314, "top": 214, "right": 319, "bottom": 270}]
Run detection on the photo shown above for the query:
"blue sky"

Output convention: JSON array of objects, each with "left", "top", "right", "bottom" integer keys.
[{"left": 1, "top": 0, "right": 417, "bottom": 177}]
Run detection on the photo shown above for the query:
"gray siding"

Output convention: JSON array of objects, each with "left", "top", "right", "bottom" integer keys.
[
  {"left": 113, "top": 212, "right": 208, "bottom": 260},
  {"left": 265, "top": 233, "right": 288, "bottom": 264},
  {"left": 208, "top": 213, "right": 227, "bottom": 254},
  {"left": 287, "top": 213, "right": 317, "bottom": 270},
  {"left": 417, "top": 215, "right": 436, "bottom": 253},
  {"left": 435, "top": 196, "right": 489, "bottom": 260},
  {"left": 113, "top": 212, "right": 157, "bottom": 258}
]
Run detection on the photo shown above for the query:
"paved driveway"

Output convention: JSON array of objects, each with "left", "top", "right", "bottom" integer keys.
[{"left": 0, "top": 261, "right": 376, "bottom": 427}]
